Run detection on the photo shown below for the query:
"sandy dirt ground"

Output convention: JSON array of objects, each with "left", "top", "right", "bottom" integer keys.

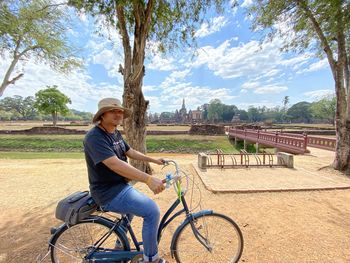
[{"left": 0, "top": 151, "right": 350, "bottom": 263}]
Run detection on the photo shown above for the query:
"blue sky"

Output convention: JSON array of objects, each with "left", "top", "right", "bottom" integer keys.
[{"left": 0, "top": 0, "right": 334, "bottom": 114}]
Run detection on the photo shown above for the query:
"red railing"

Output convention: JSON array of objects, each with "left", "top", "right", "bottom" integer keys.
[
  {"left": 307, "top": 136, "right": 336, "bottom": 151},
  {"left": 228, "top": 128, "right": 335, "bottom": 153}
]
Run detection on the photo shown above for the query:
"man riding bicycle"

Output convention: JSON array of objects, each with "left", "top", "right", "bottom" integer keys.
[{"left": 83, "top": 97, "right": 169, "bottom": 263}]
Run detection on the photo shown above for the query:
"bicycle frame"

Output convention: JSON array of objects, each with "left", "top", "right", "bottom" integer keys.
[{"left": 83, "top": 191, "right": 213, "bottom": 263}]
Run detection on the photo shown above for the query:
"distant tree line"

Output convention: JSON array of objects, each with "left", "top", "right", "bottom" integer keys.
[
  {"left": 149, "top": 95, "right": 336, "bottom": 125},
  {"left": 0, "top": 86, "right": 92, "bottom": 123}
]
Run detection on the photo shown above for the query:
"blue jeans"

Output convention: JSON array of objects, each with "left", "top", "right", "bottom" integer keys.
[{"left": 102, "top": 185, "right": 160, "bottom": 262}]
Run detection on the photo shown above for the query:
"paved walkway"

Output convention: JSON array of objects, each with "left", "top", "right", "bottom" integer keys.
[{"left": 192, "top": 148, "right": 350, "bottom": 193}]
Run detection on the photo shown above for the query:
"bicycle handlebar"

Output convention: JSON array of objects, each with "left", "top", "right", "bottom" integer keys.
[{"left": 160, "top": 159, "right": 184, "bottom": 190}]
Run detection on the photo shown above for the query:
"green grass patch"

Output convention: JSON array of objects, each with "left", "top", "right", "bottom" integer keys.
[
  {"left": 0, "top": 151, "right": 84, "bottom": 159},
  {"left": 0, "top": 134, "right": 239, "bottom": 158},
  {"left": 0, "top": 134, "right": 84, "bottom": 152},
  {"left": 146, "top": 135, "right": 237, "bottom": 153}
]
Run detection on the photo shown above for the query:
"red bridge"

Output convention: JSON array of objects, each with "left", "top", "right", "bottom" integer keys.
[{"left": 227, "top": 128, "right": 336, "bottom": 154}]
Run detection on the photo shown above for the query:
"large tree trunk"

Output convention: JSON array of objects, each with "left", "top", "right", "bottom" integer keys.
[
  {"left": 123, "top": 80, "right": 151, "bottom": 174},
  {"left": 117, "top": 1, "right": 154, "bottom": 174},
  {"left": 332, "top": 5, "right": 350, "bottom": 173},
  {"left": 52, "top": 112, "right": 57, "bottom": 126},
  {"left": 299, "top": 1, "right": 350, "bottom": 173},
  {"left": 0, "top": 40, "right": 26, "bottom": 97},
  {"left": 333, "top": 118, "right": 350, "bottom": 172},
  {"left": 0, "top": 55, "right": 23, "bottom": 97}
]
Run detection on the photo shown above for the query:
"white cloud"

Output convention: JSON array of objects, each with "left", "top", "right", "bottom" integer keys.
[
  {"left": 241, "top": 81, "right": 259, "bottom": 90},
  {"left": 189, "top": 36, "right": 316, "bottom": 87},
  {"left": 0, "top": 53, "right": 123, "bottom": 112},
  {"left": 298, "top": 58, "right": 329, "bottom": 74},
  {"left": 254, "top": 85, "right": 288, "bottom": 94},
  {"left": 303, "top": 89, "right": 334, "bottom": 99},
  {"left": 92, "top": 49, "right": 115, "bottom": 67},
  {"left": 237, "top": 101, "right": 280, "bottom": 110},
  {"left": 241, "top": 0, "right": 253, "bottom": 8},
  {"left": 149, "top": 75, "right": 237, "bottom": 112},
  {"left": 280, "top": 54, "right": 310, "bottom": 67},
  {"left": 143, "top": 85, "right": 159, "bottom": 92},
  {"left": 147, "top": 53, "right": 177, "bottom": 71},
  {"left": 195, "top": 16, "right": 229, "bottom": 38},
  {"left": 160, "top": 69, "right": 192, "bottom": 88},
  {"left": 262, "top": 69, "right": 281, "bottom": 78},
  {"left": 192, "top": 39, "right": 283, "bottom": 79},
  {"left": 241, "top": 80, "right": 288, "bottom": 94}
]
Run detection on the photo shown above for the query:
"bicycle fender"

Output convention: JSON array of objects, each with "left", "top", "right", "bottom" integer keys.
[
  {"left": 48, "top": 223, "right": 67, "bottom": 249},
  {"left": 48, "top": 216, "right": 130, "bottom": 251},
  {"left": 170, "top": 210, "right": 213, "bottom": 258}
]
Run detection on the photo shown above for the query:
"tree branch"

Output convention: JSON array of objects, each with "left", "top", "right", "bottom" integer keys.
[
  {"left": 131, "top": 0, "right": 154, "bottom": 84},
  {"left": 143, "top": 0, "right": 154, "bottom": 39},
  {"left": 18, "top": 45, "right": 41, "bottom": 57},
  {"left": 8, "top": 73, "right": 24, "bottom": 85},
  {"left": 116, "top": 2, "right": 132, "bottom": 81},
  {"left": 35, "top": 2, "right": 69, "bottom": 13},
  {"left": 295, "top": 0, "right": 337, "bottom": 79}
]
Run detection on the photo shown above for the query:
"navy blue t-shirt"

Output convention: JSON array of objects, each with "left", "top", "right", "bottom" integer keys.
[{"left": 83, "top": 126, "right": 130, "bottom": 205}]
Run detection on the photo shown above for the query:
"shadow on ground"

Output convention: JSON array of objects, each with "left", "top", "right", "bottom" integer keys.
[{"left": 0, "top": 206, "right": 60, "bottom": 263}]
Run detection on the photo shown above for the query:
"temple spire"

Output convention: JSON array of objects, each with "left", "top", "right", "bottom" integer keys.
[{"left": 181, "top": 98, "right": 186, "bottom": 110}]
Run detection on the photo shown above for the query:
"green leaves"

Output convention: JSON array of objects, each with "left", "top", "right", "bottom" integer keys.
[
  {"left": 0, "top": 95, "right": 37, "bottom": 119},
  {"left": 68, "top": 0, "right": 228, "bottom": 54},
  {"left": 0, "top": 0, "right": 81, "bottom": 95},
  {"left": 248, "top": 0, "right": 350, "bottom": 58},
  {"left": 310, "top": 94, "right": 336, "bottom": 124},
  {"left": 34, "top": 85, "right": 71, "bottom": 116}
]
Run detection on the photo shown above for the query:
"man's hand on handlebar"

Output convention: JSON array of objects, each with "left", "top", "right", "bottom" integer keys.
[
  {"left": 147, "top": 176, "right": 165, "bottom": 194},
  {"left": 153, "top": 158, "right": 166, "bottom": 165}
]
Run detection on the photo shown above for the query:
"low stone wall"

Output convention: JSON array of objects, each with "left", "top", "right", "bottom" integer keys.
[
  {"left": 0, "top": 127, "right": 189, "bottom": 135},
  {"left": 189, "top": 124, "right": 225, "bottom": 135},
  {"left": 283, "top": 130, "right": 336, "bottom": 136},
  {"left": 0, "top": 126, "right": 86, "bottom": 135},
  {"left": 146, "top": 130, "right": 188, "bottom": 135}
]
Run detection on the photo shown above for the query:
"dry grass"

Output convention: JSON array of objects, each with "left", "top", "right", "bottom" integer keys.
[
  {"left": 0, "top": 152, "right": 350, "bottom": 262},
  {"left": 0, "top": 122, "right": 191, "bottom": 132}
]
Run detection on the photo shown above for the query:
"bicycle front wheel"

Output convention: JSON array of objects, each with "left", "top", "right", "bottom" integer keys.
[
  {"left": 173, "top": 213, "right": 243, "bottom": 263},
  {"left": 50, "top": 218, "right": 128, "bottom": 263}
]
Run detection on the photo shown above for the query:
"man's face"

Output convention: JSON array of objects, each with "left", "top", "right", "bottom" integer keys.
[{"left": 101, "top": 109, "right": 124, "bottom": 126}]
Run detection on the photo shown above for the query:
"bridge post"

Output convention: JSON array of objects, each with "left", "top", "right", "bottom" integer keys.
[
  {"left": 198, "top": 152, "right": 208, "bottom": 171},
  {"left": 303, "top": 133, "right": 308, "bottom": 152},
  {"left": 277, "top": 152, "right": 294, "bottom": 168},
  {"left": 256, "top": 142, "right": 259, "bottom": 153}
]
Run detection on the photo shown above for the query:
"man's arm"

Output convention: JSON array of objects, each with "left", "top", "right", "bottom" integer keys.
[
  {"left": 102, "top": 156, "right": 165, "bottom": 194},
  {"left": 126, "top": 148, "right": 164, "bottom": 165}
]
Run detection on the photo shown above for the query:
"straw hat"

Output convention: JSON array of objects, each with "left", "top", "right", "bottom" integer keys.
[{"left": 92, "top": 98, "right": 131, "bottom": 123}]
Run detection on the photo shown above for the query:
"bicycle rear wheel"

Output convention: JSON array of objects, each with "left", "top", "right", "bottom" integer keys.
[
  {"left": 50, "top": 218, "right": 128, "bottom": 263},
  {"left": 173, "top": 213, "right": 243, "bottom": 263}
]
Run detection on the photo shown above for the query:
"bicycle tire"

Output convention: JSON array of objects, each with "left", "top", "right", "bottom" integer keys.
[
  {"left": 50, "top": 217, "right": 129, "bottom": 263},
  {"left": 173, "top": 212, "right": 243, "bottom": 263}
]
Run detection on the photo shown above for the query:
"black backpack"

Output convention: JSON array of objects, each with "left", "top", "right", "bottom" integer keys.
[{"left": 55, "top": 191, "right": 97, "bottom": 225}]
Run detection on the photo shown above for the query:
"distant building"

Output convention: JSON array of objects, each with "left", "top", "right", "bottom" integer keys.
[
  {"left": 179, "top": 99, "right": 188, "bottom": 123},
  {"left": 190, "top": 110, "right": 202, "bottom": 121},
  {"left": 152, "top": 98, "right": 204, "bottom": 124}
]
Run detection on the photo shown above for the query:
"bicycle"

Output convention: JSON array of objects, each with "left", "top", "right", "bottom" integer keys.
[{"left": 47, "top": 160, "right": 244, "bottom": 263}]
